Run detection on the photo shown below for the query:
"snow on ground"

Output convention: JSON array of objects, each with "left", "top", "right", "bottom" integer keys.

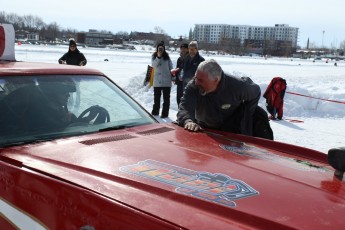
[{"left": 15, "top": 44, "right": 345, "bottom": 154}]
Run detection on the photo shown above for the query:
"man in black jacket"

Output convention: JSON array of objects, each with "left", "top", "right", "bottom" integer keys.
[
  {"left": 58, "top": 40, "right": 85, "bottom": 110},
  {"left": 177, "top": 59, "right": 273, "bottom": 140},
  {"left": 181, "top": 41, "right": 205, "bottom": 89},
  {"left": 172, "top": 43, "right": 189, "bottom": 107},
  {"left": 58, "top": 40, "right": 87, "bottom": 66}
]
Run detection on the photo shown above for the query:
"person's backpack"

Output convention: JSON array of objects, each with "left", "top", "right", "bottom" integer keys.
[
  {"left": 263, "top": 77, "right": 287, "bottom": 119},
  {"left": 252, "top": 106, "right": 274, "bottom": 140}
]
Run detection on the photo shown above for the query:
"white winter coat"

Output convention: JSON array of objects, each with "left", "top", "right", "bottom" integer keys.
[{"left": 152, "top": 57, "right": 173, "bottom": 87}]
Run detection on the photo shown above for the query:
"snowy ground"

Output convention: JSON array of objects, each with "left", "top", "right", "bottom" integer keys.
[{"left": 14, "top": 44, "right": 345, "bottom": 154}]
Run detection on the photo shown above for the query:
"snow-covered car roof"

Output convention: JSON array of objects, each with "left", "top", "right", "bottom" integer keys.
[{"left": 1, "top": 23, "right": 345, "bottom": 230}]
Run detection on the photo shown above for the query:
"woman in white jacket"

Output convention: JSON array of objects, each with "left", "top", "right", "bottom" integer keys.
[{"left": 151, "top": 42, "right": 173, "bottom": 118}]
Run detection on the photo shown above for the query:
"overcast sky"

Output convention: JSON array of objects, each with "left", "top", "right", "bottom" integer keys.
[{"left": 3, "top": 0, "right": 345, "bottom": 48}]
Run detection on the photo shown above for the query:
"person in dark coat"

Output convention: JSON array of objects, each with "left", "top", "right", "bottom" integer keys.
[
  {"left": 181, "top": 41, "right": 205, "bottom": 89},
  {"left": 171, "top": 43, "right": 189, "bottom": 107},
  {"left": 58, "top": 40, "right": 85, "bottom": 108},
  {"left": 177, "top": 59, "right": 273, "bottom": 140},
  {"left": 58, "top": 40, "right": 87, "bottom": 66}
]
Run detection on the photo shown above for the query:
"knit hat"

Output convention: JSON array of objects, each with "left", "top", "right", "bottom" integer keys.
[
  {"left": 69, "top": 40, "right": 77, "bottom": 46},
  {"left": 180, "top": 43, "right": 188, "bottom": 49}
]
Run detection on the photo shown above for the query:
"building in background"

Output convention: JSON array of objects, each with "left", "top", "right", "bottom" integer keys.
[
  {"left": 193, "top": 24, "right": 299, "bottom": 56},
  {"left": 76, "top": 30, "right": 113, "bottom": 47},
  {"left": 75, "top": 30, "right": 170, "bottom": 48}
]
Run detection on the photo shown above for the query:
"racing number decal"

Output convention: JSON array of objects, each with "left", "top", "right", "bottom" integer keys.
[
  {"left": 0, "top": 198, "right": 48, "bottom": 230},
  {"left": 0, "top": 26, "right": 5, "bottom": 57},
  {"left": 120, "top": 159, "right": 259, "bottom": 208}
]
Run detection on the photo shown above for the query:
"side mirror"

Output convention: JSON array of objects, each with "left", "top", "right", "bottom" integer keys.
[{"left": 328, "top": 147, "right": 345, "bottom": 180}]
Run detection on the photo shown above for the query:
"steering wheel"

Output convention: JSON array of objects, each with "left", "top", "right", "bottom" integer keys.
[{"left": 77, "top": 105, "right": 110, "bottom": 124}]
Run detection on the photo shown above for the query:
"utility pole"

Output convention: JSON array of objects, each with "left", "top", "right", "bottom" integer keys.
[{"left": 322, "top": 30, "right": 325, "bottom": 48}]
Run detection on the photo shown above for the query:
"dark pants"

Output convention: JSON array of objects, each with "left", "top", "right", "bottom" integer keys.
[
  {"left": 222, "top": 105, "right": 274, "bottom": 140},
  {"left": 152, "top": 87, "right": 171, "bottom": 117},
  {"left": 221, "top": 105, "right": 244, "bottom": 134},
  {"left": 176, "top": 81, "right": 184, "bottom": 108}
]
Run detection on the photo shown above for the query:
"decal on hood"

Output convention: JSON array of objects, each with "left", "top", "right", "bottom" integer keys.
[
  {"left": 120, "top": 159, "right": 259, "bottom": 208},
  {"left": 220, "top": 144, "right": 329, "bottom": 172}
]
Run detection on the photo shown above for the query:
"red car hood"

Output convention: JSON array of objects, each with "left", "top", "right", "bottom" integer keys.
[{"left": 1, "top": 123, "right": 344, "bottom": 229}]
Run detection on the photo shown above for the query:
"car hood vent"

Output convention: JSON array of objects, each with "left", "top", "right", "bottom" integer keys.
[
  {"left": 79, "top": 126, "right": 174, "bottom": 145},
  {"left": 136, "top": 126, "right": 175, "bottom": 136},
  {"left": 79, "top": 134, "right": 137, "bottom": 145}
]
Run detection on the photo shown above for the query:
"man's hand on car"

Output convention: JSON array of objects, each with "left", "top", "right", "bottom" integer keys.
[{"left": 184, "top": 121, "right": 203, "bottom": 132}]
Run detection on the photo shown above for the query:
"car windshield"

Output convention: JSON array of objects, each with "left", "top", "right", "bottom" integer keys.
[{"left": 0, "top": 75, "right": 156, "bottom": 147}]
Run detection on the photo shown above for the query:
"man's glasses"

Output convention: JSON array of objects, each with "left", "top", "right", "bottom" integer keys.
[{"left": 70, "top": 45, "right": 76, "bottom": 48}]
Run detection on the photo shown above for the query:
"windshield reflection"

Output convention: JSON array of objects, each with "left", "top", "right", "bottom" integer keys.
[{"left": 0, "top": 75, "right": 156, "bottom": 146}]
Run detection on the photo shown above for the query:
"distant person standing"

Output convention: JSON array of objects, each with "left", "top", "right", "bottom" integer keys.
[
  {"left": 181, "top": 41, "right": 205, "bottom": 88},
  {"left": 151, "top": 42, "right": 173, "bottom": 118},
  {"left": 171, "top": 43, "right": 189, "bottom": 107},
  {"left": 58, "top": 40, "right": 87, "bottom": 66},
  {"left": 58, "top": 40, "right": 85, "bottom": 108}
]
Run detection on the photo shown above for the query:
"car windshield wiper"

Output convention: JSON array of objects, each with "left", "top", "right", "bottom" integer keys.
[
  {"left": 34, "top": 131, "right": 86, "bottom": 140},
  {"left": 98, "top": 125, "right": 127, "bottom": 132},
  {"left": 0, "top": 139, "right": 50, "bottom": 148},
  {"left": 0, "top": 131, "right": 87, "bottom": 148},
  {"left": 98, "top": 122, "right": 139, "bottom": 132}
]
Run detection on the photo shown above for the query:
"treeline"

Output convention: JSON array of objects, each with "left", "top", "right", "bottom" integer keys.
[
  {"left": 0, "top": 11, "right": 295, "bottom": 56},
  {"left": 6, "top": 11, "right": 341, "bottom": 56},
  {"left": 0, "top": 11, "right": 78, "bottom": 42}
]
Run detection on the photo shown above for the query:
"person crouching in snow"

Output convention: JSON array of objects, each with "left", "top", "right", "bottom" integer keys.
[{"left": 263, "top": 77, "right": 287, "bottom": 120}]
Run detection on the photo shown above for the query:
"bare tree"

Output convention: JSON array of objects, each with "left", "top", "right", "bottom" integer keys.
[
  {"left": 339, "top": 40, "right": 345, "bottom": 50},
  {"left": 2, "top": 12, "right": 24, "bottom": 31},
  {"left": 188, "top": 28, "right": 192, "bottom": 40},
  {"left": 22, "top": 15, "right": 45, "bottom": 33},
  {"left": 116, "top": 31, "right": 129, "bottom": 36},
  {"left": 0, "top": 11, "right": 6, "bottom": 23},
  {"left": 60, "top": 28, "right": 78, "bottom": 41},
  {"left": 44, "top": 22, "right": 61, "bottom": 42},
  {"left": 23, "top": 15, "right": 34, "bottom": 31},
  {"left": 154, "top": 26, "right": 166, "bottom": 35}
]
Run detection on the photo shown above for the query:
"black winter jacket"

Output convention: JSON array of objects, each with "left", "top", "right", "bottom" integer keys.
[
  {"left": 175, "top": 53, "right": 188, "bottom": 85},
  {"left": 58, "top": 49, "right": 87, "bottom": 66},
  {"left": 177, "top": 73, "right": 261, "bottom": 136},
  {"left": 181, "top": 52, "right": 205, "bottom": 85}
]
